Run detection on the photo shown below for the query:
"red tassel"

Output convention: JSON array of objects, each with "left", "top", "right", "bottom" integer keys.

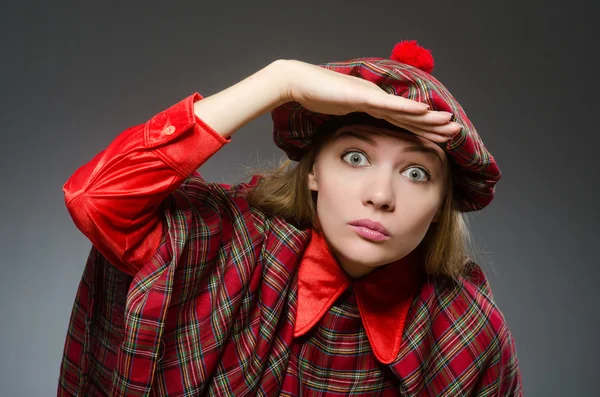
[{"left": 390, "top": 40, "right": 434, "bottom": 73}]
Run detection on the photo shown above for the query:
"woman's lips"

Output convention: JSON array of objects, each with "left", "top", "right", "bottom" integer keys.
[{"left": 348, "top": 219, "right": 391, "bottom": 242}]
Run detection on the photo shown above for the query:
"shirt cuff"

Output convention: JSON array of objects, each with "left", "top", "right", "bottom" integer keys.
[{"left": 144, "top": 92, "right": 231, "bottom": 176}]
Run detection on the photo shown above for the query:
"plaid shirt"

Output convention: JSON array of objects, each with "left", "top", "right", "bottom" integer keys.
[{"left": 59, "top": 93, "right": 522, "bottom": 396}]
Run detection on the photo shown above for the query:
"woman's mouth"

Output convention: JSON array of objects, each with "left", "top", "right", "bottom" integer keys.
[{"left": 348, "top": 219, "right": 391, "bottom": 242}]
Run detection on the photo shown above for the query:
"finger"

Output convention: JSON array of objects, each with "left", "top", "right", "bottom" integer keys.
[
  {"left": 378, "top": 117, "right": 454, "bottom": 143},
  {"left": 410, "top": 121, "right": 462, "bottom": 135},
  {"left": 407, "top": 128, "right": 453, "bottom": 143},
  {"left": 364, "top": 91, "right": 430, "bottom": 115},
  {"left": 392, "top": 110, "right": 454, "bottom": 125},
  {"left": 384, "top": 113, "right": 462, "bottom": 134},
  {"left": 371, "top": 108, "right": 454, "bottom": 126}
]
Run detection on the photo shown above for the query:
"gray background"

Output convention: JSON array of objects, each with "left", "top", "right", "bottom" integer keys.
[{"left": 1, "top": 0, "right": 598, "bottom": 395}]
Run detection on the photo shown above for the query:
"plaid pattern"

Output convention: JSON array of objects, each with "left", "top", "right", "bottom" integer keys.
[
  {"left": 59, "top": 174, "right": 521, "bottom": 396},
  {"left": 58, "top": 93, "right": 521, "bottom": 396},
  {"left": 271, "top": 58, "right": 501, "bottom": 212}
]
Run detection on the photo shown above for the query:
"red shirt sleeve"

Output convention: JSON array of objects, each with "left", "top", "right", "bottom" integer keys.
[{"left": 63, "top": 92, "right": 231, "bottom": 276}]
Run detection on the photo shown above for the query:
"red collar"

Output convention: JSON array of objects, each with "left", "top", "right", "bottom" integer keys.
[{"left": 295, "top": 229, "right": 425, "bottom": 364}]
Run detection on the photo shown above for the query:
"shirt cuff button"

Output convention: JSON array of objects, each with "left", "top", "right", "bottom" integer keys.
[{"left": 164, "top": 125, "right": 176, "bottom": 135}]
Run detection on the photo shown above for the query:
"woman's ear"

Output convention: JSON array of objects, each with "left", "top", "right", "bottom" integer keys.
[{"left": 307, "top": 164, "right": 319, "bottom": 192}]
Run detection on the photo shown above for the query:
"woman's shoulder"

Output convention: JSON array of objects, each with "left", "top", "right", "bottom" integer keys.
[
  {"left": 173, "top": 171, "right": 309, "bottom": 255},
  {"left": 400, "top": 266, "right": 521, "bottom": 396},
  {"left": 417, "top": 261, "right": 511, "bottom": 336},
  {"left": 174, "top": 172, "right": 261, "bottom": 211}
]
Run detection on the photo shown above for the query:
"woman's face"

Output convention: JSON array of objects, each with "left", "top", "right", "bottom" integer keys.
[{"left": 308, "top": 124, "right": 449, "bottom": 278}]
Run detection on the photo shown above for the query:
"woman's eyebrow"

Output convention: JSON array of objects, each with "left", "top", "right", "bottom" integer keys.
[
  {"left": 335, "top": 130, "right": 377, "bottom": 146},
  {"left": 336, "top": 130, "right": 443, "bottom": 165},
  {"left": 402, "top": 146, "right": 444, "bottom": 166}
]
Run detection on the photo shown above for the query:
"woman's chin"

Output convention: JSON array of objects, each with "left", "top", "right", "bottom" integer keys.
[
  {"left": 356, "top": 232, "right": 417, "bottom": 261},
  {"left": 337, "top": 240, "right": 396, "bottom": 268}
]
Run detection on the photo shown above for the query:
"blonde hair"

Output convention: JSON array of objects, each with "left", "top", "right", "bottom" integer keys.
[{"left": 246, "top": 125, "right": 475, "bottom": 281}]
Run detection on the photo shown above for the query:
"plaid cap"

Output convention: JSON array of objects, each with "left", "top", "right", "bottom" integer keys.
[{"left": 271, "top": 40, "right": 501, "bottom": 212}]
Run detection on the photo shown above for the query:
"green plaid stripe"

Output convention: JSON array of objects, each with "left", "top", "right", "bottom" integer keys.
[
  {"left": 59, "top": 173, "right": 521, "bottom": 396},
  {"left": 59, "top": 91, "right": 520, "bottom": 396}
]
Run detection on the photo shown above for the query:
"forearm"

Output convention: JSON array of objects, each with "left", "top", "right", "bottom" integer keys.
[
  {"left": 64, "top": 93, "right": 228, "bottom": 275},
  {"left": 193, "top": 59, "right": 291, "bottom": 139},
  {"left": 64, "top": 61, "right": 291, "bottom": 274}
]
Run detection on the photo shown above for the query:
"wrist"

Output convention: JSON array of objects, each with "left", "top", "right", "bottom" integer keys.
[{"left": 266, "top": 59, "right": 295, "bottom": 105}]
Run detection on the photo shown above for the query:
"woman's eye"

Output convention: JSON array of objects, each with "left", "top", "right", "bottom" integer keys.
[
  {"left": 342, "top": 151, "right": 370, "bottom": 167},
  {"left": 402, "top": 166, "right": 430, "bottom": 183}
]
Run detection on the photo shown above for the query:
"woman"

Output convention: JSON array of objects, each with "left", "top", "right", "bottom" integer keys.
[{"left": 59, "top": 41, "right": 522, "bottom": 396}]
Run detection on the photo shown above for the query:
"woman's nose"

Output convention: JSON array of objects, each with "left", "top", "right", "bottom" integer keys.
[{"left": 363, "top": 176, "right": 395, "bottom": 211}]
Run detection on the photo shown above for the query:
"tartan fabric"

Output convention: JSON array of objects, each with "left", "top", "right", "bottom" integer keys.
[
  {"left": 59, "top": 180, "right": 522, "bottom": 396},
  {"left": 59, "top": 93, "right": 522, "bottom": 396},
  {"left": 271, "top": 57, "right": 501, "bottom": 212},
  {"left": 294, "top": 228, "right": 426, "bottom": 365}
]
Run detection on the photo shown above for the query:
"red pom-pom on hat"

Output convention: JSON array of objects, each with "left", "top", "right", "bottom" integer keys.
[{"left": 390, "top": 40, "right": 434, "bottom": 73}]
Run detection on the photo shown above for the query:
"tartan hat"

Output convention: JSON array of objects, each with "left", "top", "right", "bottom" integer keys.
[{"left": 271, "top": 40, "right": 501, "bottom": 212}]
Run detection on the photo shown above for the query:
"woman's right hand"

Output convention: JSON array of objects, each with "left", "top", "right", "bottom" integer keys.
[
  {"left": 194, "top": 59, "right": 460, "bottom": 143},
  {"left": 281, "top": 59, "right": 461, "bottom": 143}
]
